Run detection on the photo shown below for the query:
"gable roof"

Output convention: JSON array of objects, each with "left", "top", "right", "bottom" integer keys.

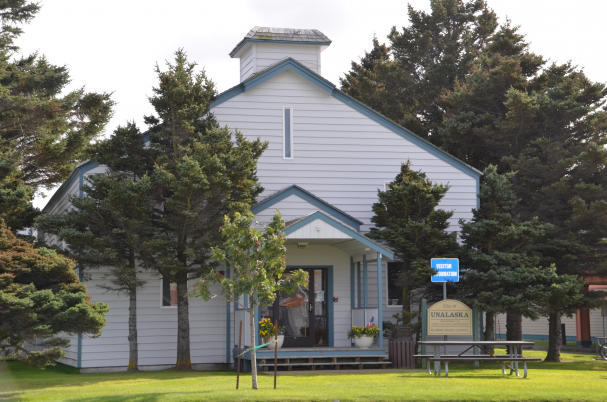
[
  {"left": 252, "top": 185, "right": 363, "bottom": 231},
  {"left": 283, "top": 211, "right": 394, "bottom": 259},
  {"left": 210, "top": 57, "right": 482, "bottom": 184},
  {"left": 42, "top": 160, "right": 100, "bottom": 213},
  {"left": 230, "top": 27, "right": 331, "bottom": 57}
]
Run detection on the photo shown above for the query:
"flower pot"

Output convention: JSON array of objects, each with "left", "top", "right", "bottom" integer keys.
[
  {"left": 354, "top": 335, "right": 374, "bottom": 349},
  {"left": 264, "top": 335, "right": 284, "bottom": 350}
]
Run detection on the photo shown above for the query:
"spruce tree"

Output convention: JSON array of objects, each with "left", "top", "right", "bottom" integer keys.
[
  {"left": 440, "top": 23, "right": 607, "bottom": 359},
  {"left": 457, "top": 165, "right": 552, "bottom": 352},
  {"left": 0, "top": 1, "right": 113, "bottom": 231},
  {"left": 141, "top": 50, "right": 267, "bottom": 369},
  {"left": 367, "top": 161, "right": 459, "bottom": 335},
  {"left": 35, "top": 123, "right": 154, "bottom": 371},
  {"left": 0, "top": 222, "right": 108, "bottom": 368},
  {"left": 340, "top": 0, "right": 497, "bottom": 144}
]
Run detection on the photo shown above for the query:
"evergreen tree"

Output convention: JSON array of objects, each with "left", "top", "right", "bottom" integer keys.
[
  {"left": 141, "top": 50, "right": 267, "bottom": 369},
  {"left": 438, "top": 22, "right": 546, "bottom": 169},
  {"left": 527, "top": 268, "right": 605, "bottom": 362},
  {"left": 0, "top": 1, "right": 113, "bottom": 231},
  {"left": 0, "top": 222, "right": 108, "bottom": 368},
  {"left": 440, "top": 23, "right": 607, "bottom": 359},
  {"left": 367, "top": 162, "right": 459, "bottom": 335},
  {"left": 341, "top": 0, "right": 497, "bottom": 144},
  {"left": 35, "top": 123, "right": 154, "bottom": 371},
  {"left": 457, "top": 165, "right": 552, "bottom": 352}
]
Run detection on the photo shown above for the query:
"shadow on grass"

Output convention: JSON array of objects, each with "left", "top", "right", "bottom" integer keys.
[
  {"left": 66, "top": 391, "right": 213, "bottom": 402},
  {"left": 4, "top": 359, "right": 237, "bottom": 390}
]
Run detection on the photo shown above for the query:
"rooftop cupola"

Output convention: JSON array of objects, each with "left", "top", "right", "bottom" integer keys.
[{"left": 230, "top": 27, "right": 331, "bottom": 82}]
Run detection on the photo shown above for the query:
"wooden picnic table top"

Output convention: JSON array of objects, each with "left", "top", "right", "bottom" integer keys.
[{"left": 419, "top": 341, "right": 534, "bottom": 346}]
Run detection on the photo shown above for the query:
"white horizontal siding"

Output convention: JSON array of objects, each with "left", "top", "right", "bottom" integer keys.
[
  {"left": 211, "top": 70, "right": 477, "bottom": 233},
  {"left": 287, "top": 218, "right": 351, "bottom": 239},
  {"left": 255, "top": 44, "right": 319, "bottom": 74},
  {"left": 240, "top": 50, "right": 254, "bottom": 82},
  {"left": 79, "top": 269, "right": 229, "bottom": 368}
]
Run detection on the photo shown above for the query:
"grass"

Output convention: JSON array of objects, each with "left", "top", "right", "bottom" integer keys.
[
  {"left": 1, "top": 349, "right": 606, "bottom": 402},
  {"left": 531, "top": 341, "right": 579, "bottom": 347}
]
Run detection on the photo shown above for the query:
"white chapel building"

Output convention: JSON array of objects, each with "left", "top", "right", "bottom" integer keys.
[{"left": 42, "top": 27, "right": 596, "bottom": 372}]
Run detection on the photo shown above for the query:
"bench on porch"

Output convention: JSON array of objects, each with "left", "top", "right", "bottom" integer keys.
[{"left": 257, "top": 354, "right": 390, "bottom": 371}]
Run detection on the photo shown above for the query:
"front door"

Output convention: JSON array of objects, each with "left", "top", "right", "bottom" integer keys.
[{"left": 261, "top": 268, "right": 328, "bottom": 347}]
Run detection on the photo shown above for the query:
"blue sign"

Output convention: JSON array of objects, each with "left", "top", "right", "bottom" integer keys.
[{"left": 431, "top": 258, "right": 459, "bottom": 282}]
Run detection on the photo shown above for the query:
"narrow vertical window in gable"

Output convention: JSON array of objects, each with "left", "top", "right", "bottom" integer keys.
[
  {"left": 283, "top": 107, "right": 293, "bottom": 159},
  {"left": 161, "top": 277, "right": 177, "bottom": 307}
]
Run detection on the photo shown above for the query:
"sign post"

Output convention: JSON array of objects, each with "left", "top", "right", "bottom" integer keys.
[{"left": 431, "top": 259, "right": 459, "bottom": 354}]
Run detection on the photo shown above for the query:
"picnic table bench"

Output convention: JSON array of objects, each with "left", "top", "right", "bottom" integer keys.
[{"left": 416, "top": 341, "right": 541, "bottom": 378}]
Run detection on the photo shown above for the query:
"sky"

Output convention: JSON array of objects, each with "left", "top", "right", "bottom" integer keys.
[{"left": 18, "top": 0, "right": 607, "bottom": 209}]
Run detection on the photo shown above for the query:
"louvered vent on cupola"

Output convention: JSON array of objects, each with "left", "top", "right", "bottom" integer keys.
[{"left": 229, "top": 27, "right": 332, "bottom": 82}]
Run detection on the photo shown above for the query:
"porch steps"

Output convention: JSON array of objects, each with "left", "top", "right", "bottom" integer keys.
[{"left": 257, "top": 355, "right": 390, "bottom": 371}]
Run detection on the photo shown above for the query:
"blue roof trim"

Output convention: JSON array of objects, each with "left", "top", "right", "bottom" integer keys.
[
  {"left": 230, "top": 39, "right": 331, "bottom": 58},
  {"left": 243, "top": 58, "right": 334, "bottom": 94},
  {"left": 43, "top": 161, "right": 100, "bottom": 213},
  {"left": 284, "top": 211, "right": 394, "bottom": 259},
  {"left": 209, "top": 85, "right": 244, "bottom": 109},
  {"left": 252, "top": 184, "right": 363, "bottom": 231},
  {"left": 209, "top": 58, "right": 482, "bottom": 186}
]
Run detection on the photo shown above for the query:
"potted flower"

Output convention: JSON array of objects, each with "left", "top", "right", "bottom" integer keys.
[
  {"left": 259, "top": 318, "right": 285, "bottom": 350},
  {"left": 347, "top": 324, "right": 380, "bottom": 348}
]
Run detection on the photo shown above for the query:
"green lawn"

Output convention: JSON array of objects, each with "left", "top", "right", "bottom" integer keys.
[{"left": 2, "top": 350, "right": 606, "bottom": 402}]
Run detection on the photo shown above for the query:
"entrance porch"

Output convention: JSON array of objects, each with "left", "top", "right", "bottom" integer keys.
[{"left": 231, "top": 211, "right": 394, "bottom": 371}]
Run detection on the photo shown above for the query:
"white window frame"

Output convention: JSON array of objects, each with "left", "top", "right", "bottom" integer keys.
[
  {"left": 283, "top": 106, "right": 293, "bottom": 159},
  {"left": 159, "top": 278, "right": 177, "bottom": 309},
  {"left": 385, "top": 262, "right": 403, "bottom": 307},
  {"left": 383, "top": 181, "right": 391, "bottom": 191}
]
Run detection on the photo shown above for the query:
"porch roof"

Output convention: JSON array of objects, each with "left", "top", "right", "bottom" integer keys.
[{"left": 283, "top": 211, "right": 394, "bottom": 260}]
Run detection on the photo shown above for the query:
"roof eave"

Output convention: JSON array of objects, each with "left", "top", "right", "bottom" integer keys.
[{"left": 230, "top": 39, "right": 332, "bottom": 58}]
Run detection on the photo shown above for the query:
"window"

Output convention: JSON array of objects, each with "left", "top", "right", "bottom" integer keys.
[
  {"left": 283, "top": 107, "right": 293, "bottom": 159},
  {"left": 161, "top": 278, "right": 177, "bottom": 307},
  {"left": 387, "top": 262, "right": 403, "bottom": 306}
]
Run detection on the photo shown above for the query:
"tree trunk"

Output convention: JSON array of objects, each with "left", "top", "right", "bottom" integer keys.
[
  {"left": 506, "top": 313, "right": 522, "bottom": 341},
  {"left": 249, "top": 308, "right": 258, "bottom": 389},
  {"left": 127, "top": 288, "right": 138, "bottom": 371},
  {"left": 484, "top": 312, "right": 495, "bottom": 355},
  {"left": 175, "top": 277, "right": 191, "bottom": 369},
  {"left": 545, "top": 310, "right": 562, "bottom": 362},
  {"left": 401, "top": 271, "right": 411, "bottom": 324},
  {"left": 506, "top": 312, "right": 523, "bottom": 355}
]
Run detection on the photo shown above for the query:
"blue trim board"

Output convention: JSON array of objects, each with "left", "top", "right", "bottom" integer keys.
[
  {"left": 284, "top": 211, "right": 394, "bottom": 259},
  {"left": 209, "top": 57, "right": 482, "bottom": 184},
  {"left": 255, "top": 306, "right": 261, "bottom": 347},
  {"left": 376, "top": 253, "right": 383, "bottom": 349},
  {"left": 252, "top": 185, "right": 363, "bottom": 231},
  {"left": 350, "top": 258, "right": 355, "bottom": 310},
  {"left": 327, "top": 266, "right": 334, "bottom": 347},
  {"left": 230, "top": 39, "right": 331, "bottom": 58},
  {"left": 363, "top": 255, "right": 368, "bottom": 308},
  {"left": 357, "top": 262, "right": 361, "bottom": 308},
  {"left": 44, "top": 161, "right": 100, "bottom": 213}
]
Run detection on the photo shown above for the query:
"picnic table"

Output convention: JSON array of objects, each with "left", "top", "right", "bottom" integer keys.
[
  {"left": 415, "top": 341, "right": 541, "bottom": 378},
  {"left": 596, "top": 336, "right": 607, "bottom": 359}
]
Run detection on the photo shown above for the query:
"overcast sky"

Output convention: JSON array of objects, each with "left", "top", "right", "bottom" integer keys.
[{"left": 19, "top": 0, "right": 607, "bottom": 209}]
